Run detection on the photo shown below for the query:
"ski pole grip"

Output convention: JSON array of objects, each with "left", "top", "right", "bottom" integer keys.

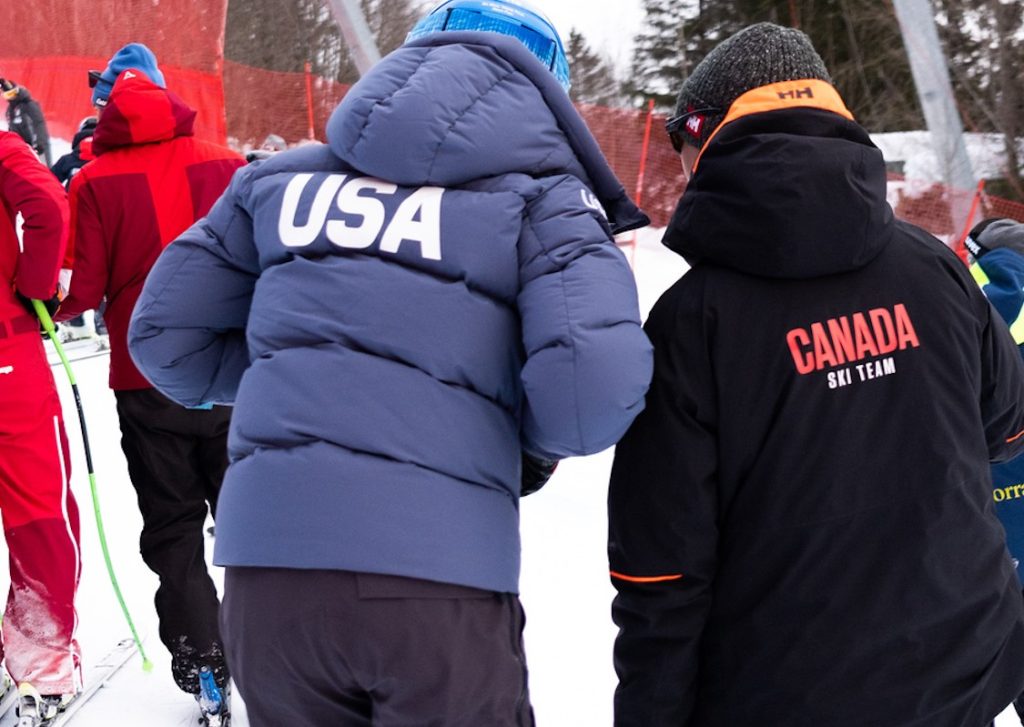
[{"left": 31, "top": 298, "right": 58, "bottom": 335}]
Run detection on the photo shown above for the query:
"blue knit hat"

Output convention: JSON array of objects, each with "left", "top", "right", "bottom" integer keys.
[{"left": 91, "top": 43, "right": 166, "bottom": 106}]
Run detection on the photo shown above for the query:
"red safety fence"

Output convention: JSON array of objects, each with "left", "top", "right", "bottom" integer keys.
[
  {"left": 216, "top": 70, "right": 1024, "bottom": 239},
  {"left": 2, "top": 0, "right": 1021, "bottom": 236},
  {"left": 215, "top": 68, "right": 690, "bottom": 228},
  {"left": 1, "top": 0, "right": 229, "bottom": 143},
  {"left": 222, "top": 62, "right": 350, "bottom": 151}
]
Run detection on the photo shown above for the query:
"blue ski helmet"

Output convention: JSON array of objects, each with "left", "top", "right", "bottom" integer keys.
[{"left": 406, "top": 0, "right": 571, "bottom": 92}]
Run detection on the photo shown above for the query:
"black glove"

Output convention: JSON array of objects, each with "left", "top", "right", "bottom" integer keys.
[
  {"left": 245, "top": 150, "right": 274, "bottom": 163},
  {"left": 16, "top": 291, "right": 60, "bottom": 334},
  {"left": 521, "top": 452, "right": 558, "bottom": 497}
]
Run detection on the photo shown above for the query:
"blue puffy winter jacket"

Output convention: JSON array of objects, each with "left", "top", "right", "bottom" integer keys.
[{"left": 128, "top": 32, "right": 653, "bottom": 593}]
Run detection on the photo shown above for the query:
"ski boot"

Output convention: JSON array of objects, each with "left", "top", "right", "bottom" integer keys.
[
  {"left": 197, "top": 666, "right": 230, "bottom": 726},
  {"left": 16, "top": 683, "right": 72, "bottom": 726}
]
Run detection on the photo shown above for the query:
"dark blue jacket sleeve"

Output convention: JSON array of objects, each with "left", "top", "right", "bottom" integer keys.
[
  {"left": 517, "top": 175, "right": 652, "bottom": 459},
  {"left": 128, "top": 167, "right": 260, "bottom": 406}
]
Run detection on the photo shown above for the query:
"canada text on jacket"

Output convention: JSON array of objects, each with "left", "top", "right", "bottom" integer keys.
[{"left": 786, "top": 303, "right": 920, "bottom": 375}]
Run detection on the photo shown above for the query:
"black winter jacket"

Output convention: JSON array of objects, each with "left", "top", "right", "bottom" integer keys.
[
  {"left": 608, "top": 80, "right": 1024, "bottom": 727},
  {"left": 50, "top": 124, "right": 95, "bottom": 188},
  {"left": 6, "top": 89, "right": 51, "bottom": 166}
]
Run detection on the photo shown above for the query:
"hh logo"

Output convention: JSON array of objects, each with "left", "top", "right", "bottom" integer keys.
[
  {"left": 778, "top": 86, "right": 814, "bottom": 100},
  {"left": 0, "top": 366, "right": 13, "bottom": 375}
]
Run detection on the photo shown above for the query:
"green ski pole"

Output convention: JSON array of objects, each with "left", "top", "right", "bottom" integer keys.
[{"left": 32, "top": 300, "right": 152, "bottom": 672}]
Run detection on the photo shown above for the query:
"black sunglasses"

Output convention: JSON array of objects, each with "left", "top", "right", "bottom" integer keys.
[
  {"left": 665, "top": 107, "right": 720, "bottom": 154},
  {"left": 87, "top": 70, "right": 104, "bottom": 89}
]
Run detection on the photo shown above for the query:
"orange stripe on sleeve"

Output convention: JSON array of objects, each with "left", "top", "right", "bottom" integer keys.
[
  {"left": 1007, "top": 428, "right": 1024, "bottom": 444},
  {"left": 610, "top": 571, "right": 684, "bottom": 584}
]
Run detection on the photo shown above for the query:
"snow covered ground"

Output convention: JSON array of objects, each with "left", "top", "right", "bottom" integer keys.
[{"left": 0, "top": 228, "right": 1019, "bottom": 725}]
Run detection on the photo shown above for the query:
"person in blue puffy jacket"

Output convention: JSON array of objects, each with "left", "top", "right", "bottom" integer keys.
[{"left": 127, "top": 0, "right": 653, "bottom": 723}]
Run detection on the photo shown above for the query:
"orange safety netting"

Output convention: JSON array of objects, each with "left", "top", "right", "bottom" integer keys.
[
  {"left": 222, "top": 62, "right": 350, "bottom": 151},
  {"left": 3, "top": 1, "right": 1021, "bottom": 237},
  {"left": 1, "top": 0, "right": 228, "bottom": 143}
]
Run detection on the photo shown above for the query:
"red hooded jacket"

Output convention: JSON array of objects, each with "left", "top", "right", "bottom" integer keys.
[
  {"left": 0, "top": 131, "right": 68, "bottom": 326},
  {"left": 59, "top": 71, "right": 243, "bottom": 389}
]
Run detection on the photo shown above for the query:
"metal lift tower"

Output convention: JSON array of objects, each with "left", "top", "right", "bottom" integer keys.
[
  {"left": 325, "top": 0, "right": 382, "bottom": 77},
  {"left": 892, "top": 0, "right": 977, "bottom": 232}
]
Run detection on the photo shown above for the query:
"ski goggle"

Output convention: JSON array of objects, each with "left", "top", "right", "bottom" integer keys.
[
  {"left": 407, "top": 7, "right": 571, "bottom": 92},
  {"left": 665, "top": 107, "right": 720, "bottom": 153},
  {"left": 88, "top": 70, "right": 111, "bottom": 107}
]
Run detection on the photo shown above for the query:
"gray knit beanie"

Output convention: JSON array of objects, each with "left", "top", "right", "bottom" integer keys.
[
  {"left": 674, "top": 22, "right": 832, "bottom": 149},
  {"left": 966, "top": 218, "right": 1024, "bottom": 259}
]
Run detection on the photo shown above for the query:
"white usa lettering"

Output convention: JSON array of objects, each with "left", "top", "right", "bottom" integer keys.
[{"left": 279, "top": 174, "right": 445, "bottom": 261}]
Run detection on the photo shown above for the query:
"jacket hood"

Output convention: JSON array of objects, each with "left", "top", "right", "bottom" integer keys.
[
  {"left": 71, "top": 126, "right": 95, "bottom": 151},
  {"left": 92, "top": 71, "right": 196, "bottom": 155},
  {"left": 8, "top": 87, "right": 32, "bottom": 103},
  {"left": 664, "top": 84, "right": 894, "bottom": 279},
  {"left": 326, "top": 31, "right": 648, "bottom": 235}
]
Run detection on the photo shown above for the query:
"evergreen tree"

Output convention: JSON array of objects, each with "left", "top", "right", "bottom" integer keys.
[
  {"left": 625, "top": 0, "right": 694, "bottom": 109},
  {"left": 225, "top": 0, "right": 343, "bottom": 78},
  {"left": 628, "top": 0, "right": 924, "bottom": 129},
  {"left": 566, "top": 29, "right": 622, "bottom": 106},
  {"left": 225, "top": 0, "right": 423, "bottom": 84},
  {"left": 362, "top": 0, "right": 425, "bottom": 61},
  {"left": 933, "top": 0, "right": 1023, "bottom": 198}
]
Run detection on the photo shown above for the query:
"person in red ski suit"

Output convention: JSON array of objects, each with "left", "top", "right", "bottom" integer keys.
[
  {"left": 56, "top": 43, "right": 244, "bottom": 701},
  {"left": 0, "top": 129, "right": 81, "bottom": 717}
]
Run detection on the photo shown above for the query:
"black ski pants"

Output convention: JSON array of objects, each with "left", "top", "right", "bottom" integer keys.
[
  {"left": 115, "top": 388, "right": 231, "bottom": 693},
  {"left": 221, "top": 567, "right": 534, "bottom": 727}
]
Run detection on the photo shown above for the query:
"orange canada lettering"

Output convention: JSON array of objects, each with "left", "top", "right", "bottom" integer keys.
[{"left": 787, "top": 304, "right": 920, "bottom": 374}]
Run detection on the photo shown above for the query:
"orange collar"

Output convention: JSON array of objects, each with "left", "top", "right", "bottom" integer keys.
[{"left": 692, "top": 79, "right": 854, "bottom": 173}]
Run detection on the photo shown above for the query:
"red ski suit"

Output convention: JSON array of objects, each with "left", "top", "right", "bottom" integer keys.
[
  {"left": 56, "top": 70, "right": 243, "bottom": 695},
  {"left": 0, "top": 131, "right": 81, "bottom": 694},
  {"left": 58, "top": 71, "right": 245, "bottom": 390}
]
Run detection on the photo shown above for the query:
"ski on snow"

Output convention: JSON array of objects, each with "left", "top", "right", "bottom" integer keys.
[
  {"left": 0, "top": 682, "right": 16, "bottom": 725},
  {"left": 44, "top": 338, "right": 110, "bottom": 368},
  {"left": 0, "top": 638, "right": 138, "bottom": 726}
]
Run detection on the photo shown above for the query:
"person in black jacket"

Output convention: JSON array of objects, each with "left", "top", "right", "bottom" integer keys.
[
  {"left": 51, "top": 116, "right": 97, "bottom": 188},
  {"left": 51, "top": 116, "right": 100, "bottom": 341},
  {"left": 1, "top": 79, "right": 51, "bottom": 166},
  {"left": 608, "top": 23, "right": 1024, "bottom": 727}
]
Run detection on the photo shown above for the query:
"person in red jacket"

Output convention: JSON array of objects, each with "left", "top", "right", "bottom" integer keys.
[
  {"left": 0, "top": 130, "right": 82, "bottom": 720},
  {"left": 56, "top": 44, "right": 244, "bottom": 701}
]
